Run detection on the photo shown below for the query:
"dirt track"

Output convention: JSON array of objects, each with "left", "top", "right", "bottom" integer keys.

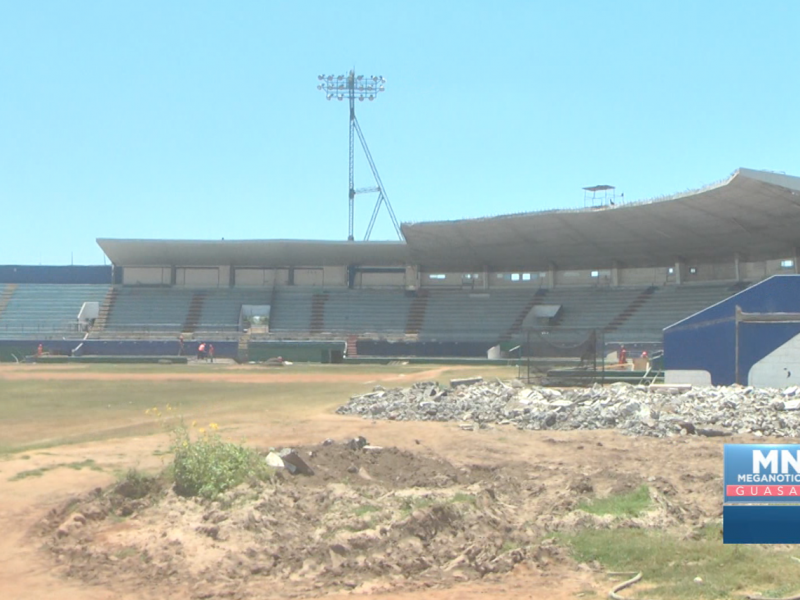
[
  {"left": 0, "top": 366, "right": 739, "bottom": 600},
  {"left": 0, "top": 365, "right": 453, "bottom": 384}
]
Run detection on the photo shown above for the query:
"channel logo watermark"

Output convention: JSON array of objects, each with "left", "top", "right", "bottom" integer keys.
[{"left": 724, "top": 444, "right": 800, "bottom": 543}]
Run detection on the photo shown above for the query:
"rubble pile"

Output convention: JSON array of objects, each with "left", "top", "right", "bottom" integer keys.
[{"left": 337, "top": 379, "right": 800, "bottom": 438}]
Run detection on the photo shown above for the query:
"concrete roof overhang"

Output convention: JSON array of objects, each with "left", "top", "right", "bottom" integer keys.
[
  {"left": 98, "top": 169, "right": 800, "bottom": 272},
  {"left": 400, "top": 168, "right": 800, "bottom": 271},
  {"left": 96, "top": 239, "right": 411, "bottom": 268}
]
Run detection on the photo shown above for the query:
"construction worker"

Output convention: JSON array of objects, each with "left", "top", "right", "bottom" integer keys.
[
  {"left": 618, "top": 345, "right": 627, "bottom": 364},
  {"left": 197, "top": 342, "right": 206, "bottom": 361}
]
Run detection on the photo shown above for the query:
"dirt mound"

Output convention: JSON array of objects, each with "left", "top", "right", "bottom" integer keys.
[{"left": 35, "top": 441, "right": 715, "bottom": 599}]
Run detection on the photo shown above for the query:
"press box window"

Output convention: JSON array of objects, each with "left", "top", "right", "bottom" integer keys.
[
  {"left": 782, "top": 260, "right": 795, "bottom": 269},
  {"left": 428, "top": 274, "right": 446, "bottom": 280},
  {"left": 591, "top": 271, "right": 599, "bottom": 278}
]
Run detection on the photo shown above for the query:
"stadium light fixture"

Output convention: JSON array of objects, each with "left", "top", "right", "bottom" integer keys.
[{"left": 316, "top": 69, "right": 402, "bottom": 242}]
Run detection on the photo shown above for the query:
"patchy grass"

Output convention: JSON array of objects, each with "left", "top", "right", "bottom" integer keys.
[
  {"left": 9, "top": 459, "right": 103, "bottom": 481},
  {"left": 451, "top": 492, "right": 476, "bottom": 505},
  {"left": 9, "top": 468, "right": 47, "bottom": 480},
  {"left": 0, "top": 364, "right": 518, "bottom": 454},
  {"left": 577, "top": 485, "right": 651, "bottom": 517},
  {"left": 354, "top": 504, "right": 381, "bottom": 517},
  {"left": 559, "top": 525, "right": 800, "bottom": 599},
  {"left": 66, "top": 459, "right": 102, "bottom": 471},
  {"left": 113, "top": 547, "right": 139, "bottom": 560}
]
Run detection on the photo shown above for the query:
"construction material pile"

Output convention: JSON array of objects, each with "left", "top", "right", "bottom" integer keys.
[{"left": 337, "top": 378, "right": 800, "bottom": 438}]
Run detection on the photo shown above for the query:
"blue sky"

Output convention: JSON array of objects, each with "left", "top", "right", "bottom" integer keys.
[{"left": 1, "top": 1, "right": 798, "bottom": 265}]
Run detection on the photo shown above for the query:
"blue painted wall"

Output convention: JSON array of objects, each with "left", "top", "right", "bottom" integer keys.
[
  {"left": 0, "top": 339, "right": 238, "bottom": 361},
  {"left": 0, "top": 265, "right": 112, "bottom": 284},
  {"left": 664, "top": 275, "right": 800, "bottom": 385}
]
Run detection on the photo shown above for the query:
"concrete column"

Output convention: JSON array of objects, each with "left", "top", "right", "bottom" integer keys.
[
  {"left": 483, "top": 266, "right": 489, "bottom": 290},
  {"left": 170, "top": 266, "right": 177, "bottom": 286},
  {"left": 734, "top": 254, "right": 741, "bottom": 282},
  {"left": 794, "top": 248, "right": 800, "bottom": 274},
  {"left": 549, "top": 262, "right": 558, "bottom": 288},
  {"left": 405, "top": 265, "right": 418, "bottom": 290},
  {"left": 674, "top": 260, "right": 687, "bottom": 285},
  {"left": 611, "top": 261, "right": 621, "bottom": 286}
]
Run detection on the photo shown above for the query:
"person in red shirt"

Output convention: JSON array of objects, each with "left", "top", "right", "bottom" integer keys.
[{"left": 618, "top": 345, "right": 627, "bottom": 364}]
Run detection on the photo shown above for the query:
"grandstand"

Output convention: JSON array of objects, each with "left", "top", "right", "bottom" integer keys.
[{"left": 0, "top": 167, "right": 798, "bottom": 361}]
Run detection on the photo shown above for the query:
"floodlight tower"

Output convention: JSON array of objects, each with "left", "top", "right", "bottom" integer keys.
[{"left": 317, "top": 70, "right": 403, "bottom": 241}]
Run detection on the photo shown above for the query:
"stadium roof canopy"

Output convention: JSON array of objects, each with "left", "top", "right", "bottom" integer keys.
[
  {"left": 96, "top": 239, "right": 410, "bottom": 267},
  {"left": 98, "top": 168, "right": 800, "bottom": 271},
  {"left": 401, "top": 168, "right": 800, "bottom": 271}
]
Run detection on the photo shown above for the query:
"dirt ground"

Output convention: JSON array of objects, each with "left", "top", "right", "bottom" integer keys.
[{"left": 0, "top": 364, "right": 740, "bottom": 600}]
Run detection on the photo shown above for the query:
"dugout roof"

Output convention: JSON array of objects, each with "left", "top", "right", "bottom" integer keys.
[{"left": 400, "top": 168, "right": 800, "bottom": 270}]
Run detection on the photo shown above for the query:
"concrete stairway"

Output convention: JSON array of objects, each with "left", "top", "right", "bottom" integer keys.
[
  {"left": 310, "top": 292, "right": 329, "bottom": 334},
  {"left": 500, "top": 288, "right": 549, "bottom": 341},
  {"left": 405, "top": 290, "right": 429, "bottom": 334},
  {"left": 604, "top": 286, "right": 657, "bottom": 333},
  {"left": 0, "top": 284, "right": 18, "bottom": 319},
  {"left": 91, "top": 286, "right": 118, "bottom": 334},
  {"left": 347, "top": 335, "right": 359, "bottom": 358},
  {"left": 183, "top": 291, "right": 207, "bottom": 333}
]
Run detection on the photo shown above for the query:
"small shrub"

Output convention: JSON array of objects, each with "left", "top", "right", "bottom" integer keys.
[
  {"left": 171, "top": 423, "right": 270, "bottom": 500},
  {"left": 116, "top": 468, "right": 158, "bottom": 499}
]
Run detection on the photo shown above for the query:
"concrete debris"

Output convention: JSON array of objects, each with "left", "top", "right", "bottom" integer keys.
[
  {"left": 336, "top": 380, "right": 800, "bottom": 438},
  {"left": 279, "top": 448, "right": 314, "bottom": 476},
  {"left": 346, "top": 436, "right": 369, "bottom": 451},
  {"left": 450, "top": 377, "right": 484, "bottom": 388},
  {"left": 265, "top": 452, "right": 285, "bottom": 469}
]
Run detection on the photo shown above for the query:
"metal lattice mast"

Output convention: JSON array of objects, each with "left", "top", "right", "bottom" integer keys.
[{"left": 317, "top": 70, "right": 403, "bottom": 241}]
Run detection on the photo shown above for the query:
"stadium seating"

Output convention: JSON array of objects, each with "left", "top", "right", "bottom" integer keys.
[
  {"left": 316, "top": 288, "right": 412, "bottom": 334},
  {"left": 417, "top": 289, "right": 537, "bottom": 342},
  {"left": 268, "top": 288, "right": 414, "bottom": 335},
  {"left": 195, "top": 288, "right": 271, "bottom": 332},
  {"left": 609, "top": 283, "right": 740, "bottom": 342},
  {"left": 15, "top": 281, "right": 740, "bottom": 346},
  {"left": 543, "top": 286, "right": 645, "bottom": 332},
  {"left": 104, "top": 287, "right": 194, "bottom": 333},
  {"left": 269, "top": 288, "right": 315, "bottom": 333},
  {"left": 0, "top": 284, "right": 109, "bottom": 338}
]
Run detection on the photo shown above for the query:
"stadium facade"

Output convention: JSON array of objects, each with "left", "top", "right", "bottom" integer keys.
[{"left": 1, "top": 167, "right": 800, "bottom": 370}]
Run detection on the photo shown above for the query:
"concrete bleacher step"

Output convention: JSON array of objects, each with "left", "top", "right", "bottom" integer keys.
[
  {"left": 347, "top": 334, "right": 359, "bottom": 358},
  {"left": 182, "top": 291, "right": 207, "bottom": 333},
  {"left": 309, "top": 292, "right": 329, "bottom": 333},
  {"left": 405, "top": 290, "right": 429, "bottom": 334},
  {"left": 91, "top": 286, "right": 118, "bottom": 333},
  {"left": 0, "top": 284, "right": 18, "bottom": 319},
  {"left": 604, "top": 286, "right": 657, "bottom": 333},
  {"left": 499, "top": 288, "right": 549, "bottom": 341}
]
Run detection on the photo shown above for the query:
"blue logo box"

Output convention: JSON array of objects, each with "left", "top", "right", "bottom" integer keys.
[{"left": 725, "top": 444, "right": 800, "bottom": 503}]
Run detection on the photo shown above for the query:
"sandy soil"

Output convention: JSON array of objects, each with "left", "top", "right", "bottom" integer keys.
[
  {"left": 0, "top": 366, "right": 741, "bottom": 600},
  {"left": 0, "top": 365, "right": 454, "bottom": 384}
]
